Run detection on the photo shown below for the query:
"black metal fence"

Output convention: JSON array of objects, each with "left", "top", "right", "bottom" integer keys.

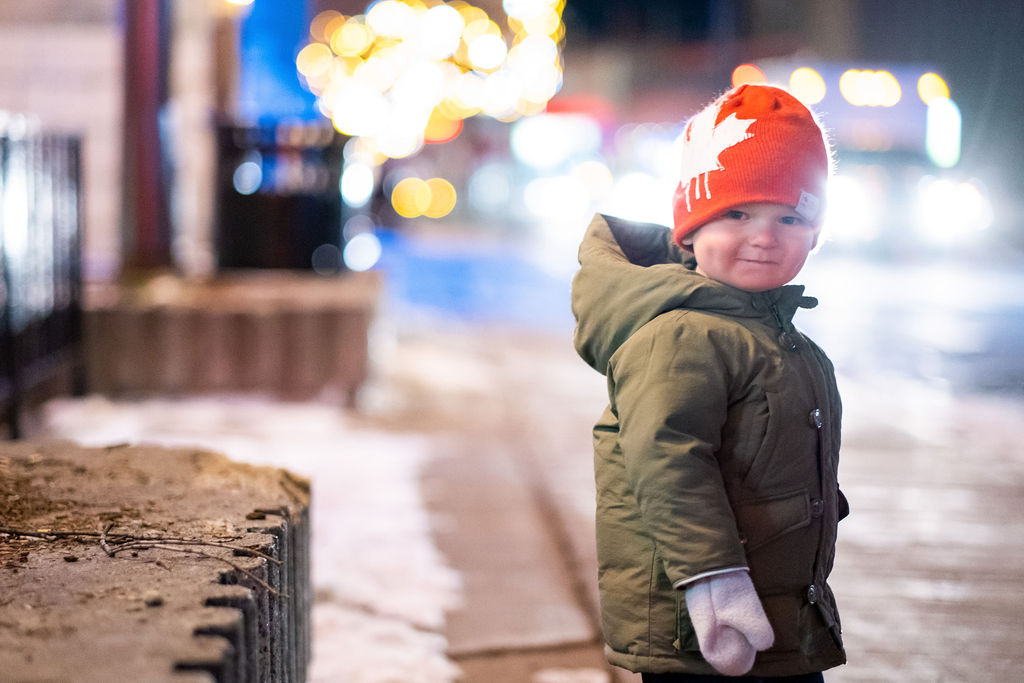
[{"left": 0, "top": 114, "right": 85, "bottom": 438}]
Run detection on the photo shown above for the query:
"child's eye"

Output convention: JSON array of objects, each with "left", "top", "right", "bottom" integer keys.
[
  {"left": 725, "top": 209, "right": 746, "bottom": 220},
  {"left": 779, "top": 215, "right": 806, "bottom": 226}
]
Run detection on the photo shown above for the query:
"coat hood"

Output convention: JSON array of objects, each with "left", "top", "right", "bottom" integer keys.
[{"left": 571, "top": 213, "right": 818, "bottom": 374}]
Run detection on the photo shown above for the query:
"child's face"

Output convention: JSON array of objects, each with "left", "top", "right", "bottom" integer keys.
[{"left": 686, "top": 201, "right": 820, "bottom": 292}]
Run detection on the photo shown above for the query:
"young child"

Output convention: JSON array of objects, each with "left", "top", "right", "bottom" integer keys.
[{"left": 571, "top": 84, "right": 848, "bottom": 680}]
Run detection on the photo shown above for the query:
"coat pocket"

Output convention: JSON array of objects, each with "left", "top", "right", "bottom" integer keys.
[
  {"left": 733, "top": 488, "right": 811, "bottom": 554},
  {"left": 673, "top": 593, "right": 702, "bottom": 653}
]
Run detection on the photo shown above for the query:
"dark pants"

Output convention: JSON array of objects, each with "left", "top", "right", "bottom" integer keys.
[{"left": 641, "top": 673, "right": 824, "bottom": 683}]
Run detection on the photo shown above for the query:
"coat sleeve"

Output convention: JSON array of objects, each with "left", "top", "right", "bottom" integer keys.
[{"left": 608, "top": 312, "right": 748, "bottom": 586}]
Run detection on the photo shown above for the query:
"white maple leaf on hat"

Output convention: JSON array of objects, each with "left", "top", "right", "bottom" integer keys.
[{"left": 678, "top": 108, "right": 755, "bottom": 211}]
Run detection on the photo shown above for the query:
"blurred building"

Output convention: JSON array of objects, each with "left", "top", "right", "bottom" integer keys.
[{"left": 0, "top": 0, "right": 1019, "bottom": 281}]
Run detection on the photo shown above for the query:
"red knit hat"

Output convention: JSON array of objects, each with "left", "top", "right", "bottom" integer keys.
[{"left": 672, "top": 84, "right": 831, "bottom": 248}]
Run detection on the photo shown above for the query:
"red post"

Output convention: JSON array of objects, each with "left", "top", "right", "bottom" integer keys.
[{"left": 121, "top": 0, "right": 172, "bottom": 271}]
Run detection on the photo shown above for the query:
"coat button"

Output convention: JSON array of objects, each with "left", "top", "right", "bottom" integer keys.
[
  {"left": 807, "top": 584, "right": 818, "bottom": 604},
  {"left": 811, "top": 498, "right": 824, "bottom": 517},
  {"left": 808, "top": 408, "right": 823, "bottom": 429}
]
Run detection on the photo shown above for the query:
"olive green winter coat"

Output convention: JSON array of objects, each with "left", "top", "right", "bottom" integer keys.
[{"left": 571, "top": 213, "right": 847, "bottom": 676}]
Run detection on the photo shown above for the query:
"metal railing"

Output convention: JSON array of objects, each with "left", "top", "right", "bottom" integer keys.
[{"left": 0, "top": 113, "right": 85, "bottom": 437}]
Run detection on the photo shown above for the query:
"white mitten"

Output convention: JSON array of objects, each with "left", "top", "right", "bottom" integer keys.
[{"left": 684, "top": 571, "right": 774, "bottom": 676}]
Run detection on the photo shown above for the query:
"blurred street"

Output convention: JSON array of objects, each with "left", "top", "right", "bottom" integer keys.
[{"left": 40, "top": 225, "right": 1024, "bottom": 682}]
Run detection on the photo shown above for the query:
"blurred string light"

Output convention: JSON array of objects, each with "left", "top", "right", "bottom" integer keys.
[
  {"left": 391, "top": 175, "right": 458, "bottom": 218},
  {"left": 839, "top": 69, "right": 901, "bottom": 107},
  {"left": 731, "top": 63, "right": 766, "bottom": 87},
  {"left": 297, "top": 0, "right": 565, "bottom": 164},
  {"left": 788, "top": 67, "right": 826, "bottom": 105}
]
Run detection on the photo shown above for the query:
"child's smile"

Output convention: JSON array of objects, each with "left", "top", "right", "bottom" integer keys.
[{"left": 688, "top": 202, "right": 820, "bottom": 291}]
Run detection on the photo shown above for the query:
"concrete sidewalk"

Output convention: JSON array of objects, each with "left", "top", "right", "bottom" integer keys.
[{"left": 352, "top": 323, "right": 632, "bottom": 682}]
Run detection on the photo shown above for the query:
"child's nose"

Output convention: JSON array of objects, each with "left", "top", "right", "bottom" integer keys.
[{"left": 748, "top": 221, "right": 778, "bottom": 246}]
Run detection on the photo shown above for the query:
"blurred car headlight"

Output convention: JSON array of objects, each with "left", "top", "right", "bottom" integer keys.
[
  {"left": 824, "top": 173, "right": 881, "bottom": 244},
  {"left": 912, "top": 176, "right": 994, "bottom": 245}
]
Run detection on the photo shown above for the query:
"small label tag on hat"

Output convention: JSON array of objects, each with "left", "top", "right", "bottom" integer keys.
[{"left": 795, "top": 190, "right": 820, "bottom": 222}]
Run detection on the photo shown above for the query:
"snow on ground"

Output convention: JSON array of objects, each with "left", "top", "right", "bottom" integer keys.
[{"left": 40, "top": 394, "right": 464, "bottom": 683}]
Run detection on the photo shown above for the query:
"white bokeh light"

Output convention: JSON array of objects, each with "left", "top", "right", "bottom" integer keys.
[{"left": 343, "top": 232, "right": 383, "bottom": 271}]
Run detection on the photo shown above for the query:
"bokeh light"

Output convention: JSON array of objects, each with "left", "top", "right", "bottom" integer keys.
[
  {"left": 311, "top": 243, "right": 342, "bottom": 274},
  {"left": 232, "top": 158, "right": 262, "bottom": 195},
  {"left": 789, "top": 67, "right": 826, "bottom": 105},
  {"left": 572, "top": 160, "right": 614, "bottom": 201},
  {"left": 926, "top": 96, "right": 962, "bottom": 168},
  {"left": 731, "top": 64, "right": 766, "bottom": 87},
  {"left": 825, "top": 174, "right": 881, "bottom": 243},
  {"left": 913, "top": 177, "right": 994, "bottom": 243},
  {"left": 839, "top": 69, "right": 902, "bottom": 107},
  {"left": 917, "top": 72, "right": 950, "bottom": 105},
  {"left": 467, "top": 162, "right": 512, "bottom": 213},
  {"left": 510, "top": 113, "right": 601, "bottom": 169},
  {"left": 424, "top": 177, "right": 458, "bottom": 218},
  {"left": 340, "top": 162, "right": 375, "bottom": 207},
  {"left": 392, "top": 176, "right": 432, "bottom": 217},
  {"left": 298, "top": 0, "right": 565, "bottom": 164},
  {"left": 343, "top": 232, "right": 383, "bottom": 271},
  {"left": 424, "top": 109, "right": 464, "bottom": 143},
  {"left": 390, "top": 175, "right": 457, "bottom": 218}
]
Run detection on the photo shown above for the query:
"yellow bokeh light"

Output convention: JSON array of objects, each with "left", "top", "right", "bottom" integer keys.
[
  {"left": 438, "top": 96, "right": 478, "bottom": 120},
  {"left": 420, "top": 4, "right": 465, "bottom": 59},
  {"left": 457, "top": 5, "right": 490, "bottom": 28},
  {"left": 789, "top": 67, "right": 826, "bottom": 105},
  {"left": 840, "top": 69, "right": 901, "bottom": 107},
  {"left": 424, "top": 109, "right": 464, "bottom": 143},
  {"left": 731, "top": 63, "right": 766, "bottom": 87},
  {"left": 297, "top": 0, "right": 565, "bottom": 163},
  {"left": 503, "top": 0, "right": 548, "bottom": 21},
  {"left": 463, "top": 17, "right": 501, "bottom": 43},
  {"left": 331, "top": 19, "right": 375, "bottom": 58},
  {"left": 876, "top": 70, "right": 901, "bottom": 106},
  {"left": 366, "top": 0, "right": 418, "bottom": 39},
  {"left": 839, "top": 69, "right": 862, "bottom": 105},
  {"left": 310, "top": 10, "right": 344, "bottom": 43},
  {"left": 918, "top": 72, "right": 950, "bottom": 105},
  {"left": 520, "top": 9, "right": 561, "bottom": 36},
  {"left": 467, "top": 33, "right": 508, "bottom": 71},
  {"left": 424, "top": 177, "right": 457, "bottom": 217},
  {"left": 322, "top": 14, "right": 348, "bottom": 44},
  {"left": 392, "top": 177, "right": 432, "bottom": 217},
  {"left": 296, "top": 43, "right": 335, "bottom": 80}
]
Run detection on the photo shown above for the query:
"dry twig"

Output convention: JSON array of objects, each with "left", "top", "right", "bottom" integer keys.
[{"left": 0, "top": 526, "right": 287, "bottom": 596}]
